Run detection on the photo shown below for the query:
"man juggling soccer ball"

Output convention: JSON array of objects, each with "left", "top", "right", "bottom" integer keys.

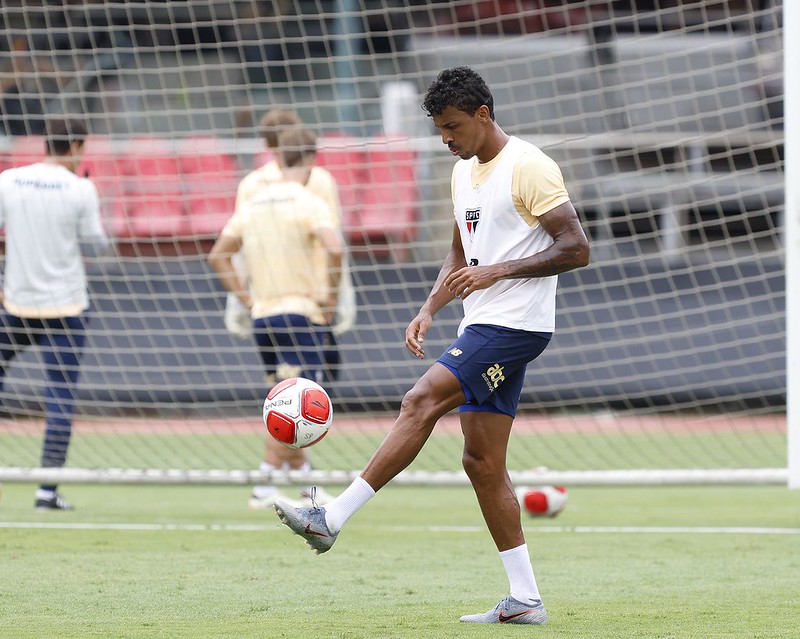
[{"left": 275, "top": 66, "right": 590, "bottom": 625}]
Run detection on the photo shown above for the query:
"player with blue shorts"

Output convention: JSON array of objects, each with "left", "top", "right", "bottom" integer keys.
[{"left": 274, "top": 66, "right": 590, "bottom": 626}]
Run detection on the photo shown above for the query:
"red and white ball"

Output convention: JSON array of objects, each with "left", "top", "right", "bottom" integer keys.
[
  {"left": 263, "top": 377, "right": 333, "bottom": 449},
  {"left": 516, "top": 485, "right": 568, "bottom": 518}
]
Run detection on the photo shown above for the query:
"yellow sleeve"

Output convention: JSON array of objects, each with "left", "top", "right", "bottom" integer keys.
[
  {"left": 234, "top": 171, "right": 259, "bottom": 214},
  {"left": 221, "top": 209, "right": 243, "bottom": 238},
  {"left": 308, "top": 167, "right": 343, "bottom": 226},
  {"left": 512, "top": 150, "right": 570, "bottom": 224},
  {"left": 299, "top": 191, "right": 337, "bottom": 235},
  {"left": 314, "top": 193, "right": 338, "bottom": 229}
]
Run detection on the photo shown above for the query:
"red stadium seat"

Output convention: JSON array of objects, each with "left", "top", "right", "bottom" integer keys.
[
  {"left": 315, "top": 133, "right": 368, "bottom": 235},
  {"left": 10, "top": 136, "right": 45, "bottom": 167},
  {"left": 357, "top": 136, "right": 418, "bottom": 252},
  {"left": 118, "top": 137, "right": 188, "bottom": 238},
  {"left": 178, "top": 137, "right": 241, "bottom": 236},
  {"left": 78, "top": 137, "right": 128, "bottom": 236}
]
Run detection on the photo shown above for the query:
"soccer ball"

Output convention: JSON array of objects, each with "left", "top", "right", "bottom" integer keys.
[
  {"left": 515, "top": 485, "right": 568, "bottom": 518},
  {"left": 263, "top": 377, "right": 333, "bottom": 449}
]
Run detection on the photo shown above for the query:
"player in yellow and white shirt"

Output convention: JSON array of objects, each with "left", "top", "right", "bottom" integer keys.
[
  {"left": 233, "top": 108, "right": 355, "bottom": 346},
  {"left": 273, "top": 67, "right": 590, "bottom": 626},
  {"left": 208, "top": 126, "right": 344, "bottom": 510}
]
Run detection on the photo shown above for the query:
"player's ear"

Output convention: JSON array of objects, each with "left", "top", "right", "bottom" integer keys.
[{"left": 476, "top": 105, "right": 491, "bottom": 122}]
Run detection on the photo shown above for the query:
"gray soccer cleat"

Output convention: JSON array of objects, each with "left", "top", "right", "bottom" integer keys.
[
  {"left": 460, "top": 596, "right": 548, "bottom": 625},
  {"left": 274, "top": 499, "right": 339, "bottom": 554}
]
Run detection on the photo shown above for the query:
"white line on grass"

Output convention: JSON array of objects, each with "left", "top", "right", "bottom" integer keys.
[{"left": 1, "top": 522, "right": 799, "bottom": 534}]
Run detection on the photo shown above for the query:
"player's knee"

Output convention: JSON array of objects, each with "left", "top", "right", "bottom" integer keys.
[
  {"left": 398, "top": 379, "right": 444, "bottom": 424},
  {"left": 461, "top": 449, "right": 483, "bottom": 479},
  {"left": 462, "top": 447, "right": 501, "bottom": 481},
  {"left": 399, "top": 384, "right": 427, "bottom": 417}
]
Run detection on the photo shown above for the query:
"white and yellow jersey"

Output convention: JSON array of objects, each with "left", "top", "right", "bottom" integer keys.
[
  {"left": 236, "top": 160, "right": 341, "bottom": 223},
  {"left": 232, "top": 159, "right": 355, "bottom": 334},
  {"left": 451, "top": 136, "right": 570, "bottom": 334},
  {"left": 222, "top": 179, "right": 337, "bottom": 324}
]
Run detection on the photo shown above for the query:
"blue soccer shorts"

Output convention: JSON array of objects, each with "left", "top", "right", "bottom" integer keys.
[
  {"left": 436, "top": 323, "right": 552, "bottom": 417},
  {"left": 253, "top": 313, "right": 327, "bottom": 385}
]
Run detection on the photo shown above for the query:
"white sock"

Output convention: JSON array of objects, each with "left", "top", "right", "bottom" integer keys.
[
  {"left": 499, "top": 543, "right": 541, "bottom": 604},
  {"left": 323, "top": 475, "right": 375, "bottom": 533},
  {"left": 35, "top": 488, "right": 56, "bottom": 499}
]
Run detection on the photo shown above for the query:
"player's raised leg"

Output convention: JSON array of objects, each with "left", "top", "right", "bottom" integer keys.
[{"left": 274, "top": 363, "right": 465, "bottom": 549}]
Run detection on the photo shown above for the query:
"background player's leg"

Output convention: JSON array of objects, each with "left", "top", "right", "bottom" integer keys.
[
  {"left": 0, "top": 312, "right": 32, "bottom": 397},
  {"left": 251, "top": 316, "right": 296, "bottom": 507},
  {"left": 39, "top": 317, "right": 86, "bottom": 504}
]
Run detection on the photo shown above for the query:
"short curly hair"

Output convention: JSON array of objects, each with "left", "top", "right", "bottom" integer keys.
[{"left": 421, "top": 67, "right": 495, "bottom": 120}]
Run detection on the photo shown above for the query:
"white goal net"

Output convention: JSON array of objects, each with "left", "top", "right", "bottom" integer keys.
[{"left": 0, "top": 1, "right": 787, "bottom": 486}]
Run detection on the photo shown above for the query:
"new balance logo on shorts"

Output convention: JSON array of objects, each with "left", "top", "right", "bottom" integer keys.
[
  {"left": 482, "top": 363, "right": 505, "bottom": 390},
  {"left": 448, "top": 347, "right": 463, "bottom": 357}
]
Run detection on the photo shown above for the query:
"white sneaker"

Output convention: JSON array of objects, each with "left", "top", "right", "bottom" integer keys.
[
  {"left": 248, "top": 490, "right": 302, "bottom": 510},
  {"left": 299, "top": 486, "right": 336, "bottom": 507}
]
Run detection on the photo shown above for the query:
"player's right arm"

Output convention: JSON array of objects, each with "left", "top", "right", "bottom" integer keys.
[
  {"left": 207, "top": 220, "right": 251, "bottom": 310},
  {"left": 405, "top": 221, "right": 466, "bottom": 359}
]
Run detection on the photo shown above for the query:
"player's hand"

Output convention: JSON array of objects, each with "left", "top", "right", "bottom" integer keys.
[
  {"left": 405, "top": 311, "right": 433, "bottom": 359},
  {"left": 321, "top": 295, "right": 338, "bottom": 325},
  {"left": 445, "top": 265, "right": 499, "bottom": 300}
]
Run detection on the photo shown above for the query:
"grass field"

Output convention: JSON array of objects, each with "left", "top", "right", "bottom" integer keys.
[
  {"left": 1, "top": 482, "right": 798, "bottom": 638},
  {"left": 0, "top": 413, "right": 787, "bottom": 472}
]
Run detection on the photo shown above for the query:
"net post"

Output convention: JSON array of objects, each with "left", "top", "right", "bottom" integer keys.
[{"left": 786, "top": 0, "right": 800, "bottom": 489}]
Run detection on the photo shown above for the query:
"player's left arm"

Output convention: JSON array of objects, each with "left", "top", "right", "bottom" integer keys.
[
  {"left": 446, "top": 201, "right": 589, "bottom": 299},
  {"left": 502, "top": 200, "right": 590, "bottom": 278}
]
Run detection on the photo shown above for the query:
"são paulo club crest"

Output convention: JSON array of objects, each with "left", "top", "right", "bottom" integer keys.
[{"left": 465, "top": 208, "right": 481, "bottom": 241}]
